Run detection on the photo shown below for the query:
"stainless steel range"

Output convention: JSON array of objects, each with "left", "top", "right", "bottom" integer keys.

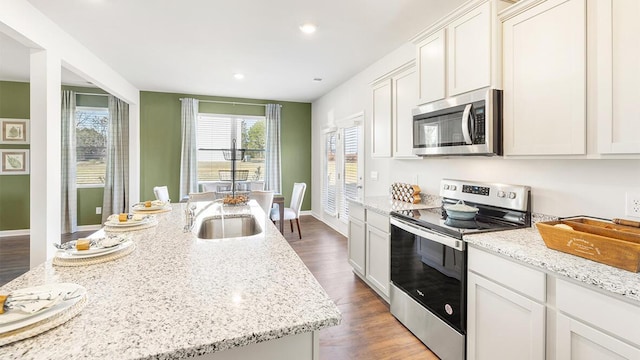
[{"left": 389, "top": 179, "right": 531, "bottom": 360}]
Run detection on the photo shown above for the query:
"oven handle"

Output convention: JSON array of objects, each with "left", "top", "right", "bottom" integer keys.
[{"left": 391, "top": 218, "right": 465, "bottom": 251}]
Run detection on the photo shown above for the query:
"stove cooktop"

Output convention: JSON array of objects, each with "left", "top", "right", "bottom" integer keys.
[{"left": 391, "top": 206, "right": 530, "bottom": 240}]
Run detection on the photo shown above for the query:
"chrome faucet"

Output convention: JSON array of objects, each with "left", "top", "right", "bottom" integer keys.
[{"left": 183, "top": 199, "right": 197, "bottom": 232}]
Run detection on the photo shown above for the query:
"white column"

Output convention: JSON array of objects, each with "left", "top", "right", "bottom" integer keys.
[
  {"left": 129, "top": 102, "right": 140, "bottom": 205},
  {"left": 30, "top": 49, "right": 61, "bottom": 268}
]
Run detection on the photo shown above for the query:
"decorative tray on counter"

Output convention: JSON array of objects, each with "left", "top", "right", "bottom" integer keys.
[{"left": 536, "top": 217, "right": 640, "bottom": 272}]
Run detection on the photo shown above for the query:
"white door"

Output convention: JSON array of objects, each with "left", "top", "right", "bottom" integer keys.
[{"left": 416, "top": 29, "right": 446, "bottom": 104}]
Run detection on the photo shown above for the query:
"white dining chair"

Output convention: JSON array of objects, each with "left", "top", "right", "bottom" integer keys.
[
  {"left": 270, "top": 182, "right": 306, "bottom": 239},
  {"left": 250, "top": 190, "right": 274, "bottom": 215},
  {"left": 153, "top": 186, "right": 170, "bottom": 202},
  {"left": 188, "top": 191, "right": 217, "bottom": 202}
]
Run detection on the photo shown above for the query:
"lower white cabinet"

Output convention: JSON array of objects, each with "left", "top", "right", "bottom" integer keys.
[
  {"left": 365, "top": 223, "right": 390, "bottom": 298},
  {"left": 347, "top": 202, "right": 390, "bottom": 301},
  {"left": 467, "top": 249, "right": 545, "bottom": 360},
  {"left": 556, "top": 313, "right": 640, "bottom": 360}
]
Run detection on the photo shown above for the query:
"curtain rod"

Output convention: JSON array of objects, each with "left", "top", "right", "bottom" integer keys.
[
  {"left": 75, "top": 92, "right": 108, "bottom": 96},
  {"left": 179, "top": 98, "right": 281, "bottom": 107}
]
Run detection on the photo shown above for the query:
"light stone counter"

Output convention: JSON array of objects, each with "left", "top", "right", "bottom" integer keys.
[
  {"left": 0, "top": 202, "right": 341, "bottom": 359},
  {"left": 465, "top": 226, "right": 640, "bottom": 304},
  {"left": 348, "top": 195, "right": 440, "bottom": 215}
]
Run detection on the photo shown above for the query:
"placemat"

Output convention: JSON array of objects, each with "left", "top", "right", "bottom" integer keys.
[
  {"left": 132, "top": 207, "right": 171, "bottom": 214},
  {"left": 52, "top": 242, "right": 136, "bottom": 267},
  {"left": 0, "top": 294, "right": 88, "bottom": 346},
  {"left": 103, "top": 219, "right": 159, "bottom": 232}
]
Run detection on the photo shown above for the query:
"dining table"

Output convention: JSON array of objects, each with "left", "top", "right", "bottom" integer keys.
[{"left": 273, "top": 194, "right": 285, "bottom": 234}]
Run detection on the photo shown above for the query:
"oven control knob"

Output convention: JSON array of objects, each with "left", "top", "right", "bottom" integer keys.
[
  {"left": 444, "top": 184, "right": 450, "bottom": 190},
  {"left": 508, "top": 192, "right": 517, "bottom": 199},
  {"left": 497, "top": 191, "right": 506, "bottom": 198},
  {"left": 450, "top": 185, "right": 457, "bottom": 191}
]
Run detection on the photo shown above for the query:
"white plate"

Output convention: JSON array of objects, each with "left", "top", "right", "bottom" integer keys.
[
  {"left": 64, "top": 237, "right": 127, "bottom": 256},
  {"left": 104, "top": 217, "right": 151, "bottom": 227},
  {"left": 132, "top": 201, "right": 169, "bottom": 211},
  {"left": 0, "top": 283, "right": 86, "bottom": 333},
  {"left": 55, "top": 240, "right": 132, "bottom": 259}
]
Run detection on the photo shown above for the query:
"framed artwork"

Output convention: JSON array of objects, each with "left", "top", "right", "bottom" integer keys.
[
  {"left": 0, "top": 119, "right": 30, "bottom": 144},
  {"left": 0, "top": 149, "right": 30, "bottom": 175}
]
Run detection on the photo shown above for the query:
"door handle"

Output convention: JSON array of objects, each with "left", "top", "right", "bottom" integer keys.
[{"left": 461, "top": 104, "right": 473, "bottom": 145}]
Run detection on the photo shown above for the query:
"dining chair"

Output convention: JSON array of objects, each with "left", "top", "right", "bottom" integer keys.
[
  {"left": 153, "top": 186, "right": 170, "bottom": 202},
  {"left": 270, "top": 182, "right": 306, "bottom": 239},
  {"left": 250, "top": 190, "right": 274, "bottom": 215},
  {"left": 188, "top": 191, "right": 217, "bottom": 202}
]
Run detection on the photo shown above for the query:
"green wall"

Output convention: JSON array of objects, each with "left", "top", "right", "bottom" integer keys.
[
  {"left": 0, "top": 81, "right": 108, "bottom": 230},
  {"left": 140, "top": 91, "right": 312, "bottom": 210}
]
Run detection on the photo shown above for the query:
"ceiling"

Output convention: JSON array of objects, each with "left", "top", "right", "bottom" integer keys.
[{"left": 2, "top": 0, "right": 464, "bottom": 102}]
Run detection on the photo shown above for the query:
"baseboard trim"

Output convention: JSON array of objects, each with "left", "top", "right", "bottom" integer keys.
[
  {"left": 300, "top": 210, "right": 313, "bottom": 216},
  {"left": 0, "top": 225, "right": 102, "bottom": 238}
]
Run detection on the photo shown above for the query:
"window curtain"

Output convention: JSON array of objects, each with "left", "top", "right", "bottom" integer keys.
[
  {"left": 61, "top": 90, "right": 77, "bottom": 234},
  {"left": 101, "top": 96, "right": 130, "bottom": 223},
  {"left": 264, "top": 104, "right": 282, "bottom": 194},
  {"left": 180, "top": 98, "right": 199, "bottom": 200}
]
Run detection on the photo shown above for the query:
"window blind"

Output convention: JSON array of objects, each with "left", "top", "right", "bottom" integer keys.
[{"left": 323, "top": 132, "right": 337, "bottom": 216}]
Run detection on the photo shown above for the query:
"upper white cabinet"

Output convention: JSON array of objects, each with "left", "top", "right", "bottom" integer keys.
[
  {"left": 412, "top": 0, "right": 512, "bottom": 105},
  {"left": 596, "top": 0, "right": 640, "bottom": 154},
  {"left": 416, "top": 29, "right": 446, "bottom": 104},
  {"left": 502, "top": 0, "right": 586, "bottom": 156},
  {"left": 447, "top": 1, "right": 492, "bottom": 96},
  {"left": 371, "top": 79, "right": 393, "bottom": 158},
  {"left": 371, "top": 61, "right": 418, "bottom": 159},
  {"left": 392, "top": 66, "right": 419, "bottom": 158}
]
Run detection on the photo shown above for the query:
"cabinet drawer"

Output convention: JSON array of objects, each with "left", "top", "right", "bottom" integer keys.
[
  {"left": 468, "top": 246, "right": 546, "bottom": 302},
  {"left": 349, "top": 202, "right": 365, "bottom": 222},
  {"left": 556, "top": 278, "right": 640, "bottom": 347},
  {"left": 366, "top": 211, "right": 389, "bottom": 233}
]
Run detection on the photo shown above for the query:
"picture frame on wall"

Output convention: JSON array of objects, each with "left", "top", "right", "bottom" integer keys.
[
  {"left": 0, "top": 149, "right": 30, "bottom": 175},
  {"left": 0, "top": 118, "right": 30, "bottom": 144}
]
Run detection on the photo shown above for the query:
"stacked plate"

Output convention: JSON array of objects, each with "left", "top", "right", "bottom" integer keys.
[
  {"left": 0, "top": 283, "right": 87, "bottom": 345},
  {"left": 132, "top": 200, "right": 170, "bottom": 212},
  {"left": 55, "top": 236, "right": 132, "bottom": 260},
  {"left": 104, "top": 214, "right": 157, "bottom": 231}
]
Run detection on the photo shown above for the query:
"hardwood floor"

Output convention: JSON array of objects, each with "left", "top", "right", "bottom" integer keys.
[{"left": 0, "top": 217, "right": 438, "bottom": 359}]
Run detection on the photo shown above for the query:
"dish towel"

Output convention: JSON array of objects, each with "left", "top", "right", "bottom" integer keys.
[{"left": 1, "top": 286, "right": 82, "bottom": 315}]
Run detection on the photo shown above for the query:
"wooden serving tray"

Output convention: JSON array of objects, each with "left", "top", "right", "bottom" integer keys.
[{"left": 536, "top": 217, "right": 640, "bottom": 272}]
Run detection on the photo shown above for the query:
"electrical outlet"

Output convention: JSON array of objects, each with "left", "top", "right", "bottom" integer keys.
[
  {"left": 625, "top": 193, "right": 640, "bottom": 218},
  {"left": 370, "top": 171, "right": 378, "bottom": 181},
  {"left": 96, "top": 207, "right": 102, "bottom": 215}
]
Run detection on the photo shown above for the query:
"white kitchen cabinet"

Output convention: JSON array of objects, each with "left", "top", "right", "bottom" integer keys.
[
  {"left": 596, "top": 0, "right": 640, "bottom": 154},
  {"left": 447, "top": 1, "right": 491, "bottom": 97},
  {"left": 365, "top": 211, "right": 390, "bottom": 298},
  {"left": 392, "top": 66, "right": 419, "bottom": 158},
  {"left": 347, "top": 202, "right": 366, "bottom": 276},
  {"left": 371, "top": 79, "right": 392, "bottom": 158},
  {"left": 412, "top": 0, "right": 512, "bottom": 105},
  {"left": 467, "top": 247, "right": 546, "bottom": 360},
  {"left": 502, "top": 0, "right": 586, "bottom": 155},
  {"left": 556, "top": 313, "right": 640, "bottom": 360},
  {"left": 416, "top": 29, "right": 446, "bottom": 104}
]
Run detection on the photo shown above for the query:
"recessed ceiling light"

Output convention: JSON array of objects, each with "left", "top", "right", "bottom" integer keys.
[
  {"left": 234, "top": 73, "right": 245, "bottom": 80},
  {"left": 313, "top": 78, "right": 323, "bottom": 82},
  {"left": 299, "top": 23, "right": 317, "bottom": 34}
]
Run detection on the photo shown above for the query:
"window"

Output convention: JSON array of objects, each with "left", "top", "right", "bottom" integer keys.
[
  {"left": 76, "top": 106, "right": 109, "bottom": 186},
  {"left": 197, "top": 114, "right": 266, "bottom": 184},
  {"left": 323, "top": 131, "right": 337, "bottom": 215},
  {"left": 340, "top": 125, "right": 360, "bottom": 219}
]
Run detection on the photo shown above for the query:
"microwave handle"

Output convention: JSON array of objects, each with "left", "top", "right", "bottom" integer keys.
[{"left": 461, "top": 104, "right": 473, "bottom": 145}]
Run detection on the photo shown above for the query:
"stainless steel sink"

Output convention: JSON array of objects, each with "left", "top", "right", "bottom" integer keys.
[{"left": 196, "top": 215, "right": 262, "bottom": 239}]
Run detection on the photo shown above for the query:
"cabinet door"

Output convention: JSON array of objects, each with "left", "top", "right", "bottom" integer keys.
[
  {"left": 596, "top": 0, "right": 640, "bottom": 154},
  {"left": 416, "top": 29, "right": 446, "bottom": 104},
  {"left": 447, "top": 1, "right": 491, "bottom": 96},
  {"left": 371, "top": 79, "right": 392, "bottom": 158},
  {"left": 393, "top": 67, "right": 419, "bottom": 158},
  {"left": 348, "top": 217, "right": 366, "bottom": 275},
  {"left": 467, "top": 272, "right": 545, "bottom": 360},
  {"left": 556, "top": 313, "right": 640, "bottom": 360},
  {"left": 365, "top": 225, "right": 390, "bottom": 297},
  {"left": 503, "top": 0, "right": 586, "bottom": 155}
]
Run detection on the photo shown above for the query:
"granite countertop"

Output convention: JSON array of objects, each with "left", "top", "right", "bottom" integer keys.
[
  {"left": 466, "top": 226, "right": 640, "bottom": 304},
  {"left": 349, "top": 195, "right": 441, "bottom": 215},
  {"left": 0, "top": 202, "right": 341, "bottom": 359}
]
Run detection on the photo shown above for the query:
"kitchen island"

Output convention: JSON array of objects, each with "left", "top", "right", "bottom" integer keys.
[{"left": 0, "top": 202, "right": 341, "bottom": 359}]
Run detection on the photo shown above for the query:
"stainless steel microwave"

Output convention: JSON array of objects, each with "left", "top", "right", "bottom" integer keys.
[{"left": 412, "top": 88, "right": 502, "bottom": 156}]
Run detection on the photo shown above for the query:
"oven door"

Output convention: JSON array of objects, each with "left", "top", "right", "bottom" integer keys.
[{"left": 390, "top": 217, "right": 466, "bottom": 334}]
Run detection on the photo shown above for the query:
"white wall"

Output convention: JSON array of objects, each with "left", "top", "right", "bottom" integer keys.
[{"left": 312, "top": 30, "right": 640, "bottom": 237}]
